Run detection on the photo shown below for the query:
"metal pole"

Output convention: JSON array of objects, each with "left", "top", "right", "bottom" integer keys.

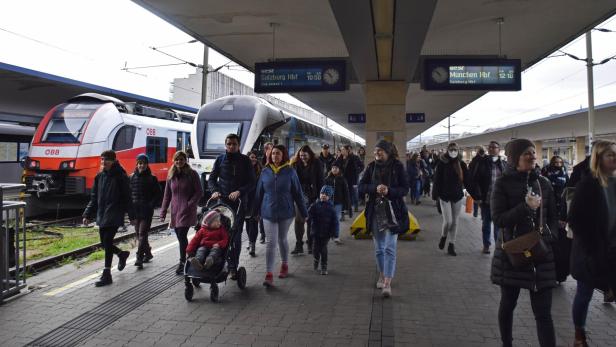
[
  {"left": 200, "top": 45, "right": 209, "bottom": 107},
  {"left": 448, "top": 117, "right": 451, "bottom": 142},
  {"left": 586, "top": 31, "right": 595, "bottom": 149}
]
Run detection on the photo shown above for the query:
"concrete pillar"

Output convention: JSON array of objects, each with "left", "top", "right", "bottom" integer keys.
[
  {"left": 575, "top": 136, "right": 586, "bottom": 164},
  {"left": 364, "top": 81, "right": 408, "bottom": 159},
  {"left": 534, "top": 140, "right": 543, "bottom": 165}
]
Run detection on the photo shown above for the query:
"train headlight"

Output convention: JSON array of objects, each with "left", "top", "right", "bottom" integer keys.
[
  {"left": 59, "top": 160, "right": 76, "bottom": 170},
  {"left": 26, "top": 158, "right": 40, "bottom": 169}
]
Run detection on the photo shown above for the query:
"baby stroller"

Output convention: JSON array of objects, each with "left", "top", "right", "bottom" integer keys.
[{"left": 184, "top": 197, "right": 247, "bottom": 302}]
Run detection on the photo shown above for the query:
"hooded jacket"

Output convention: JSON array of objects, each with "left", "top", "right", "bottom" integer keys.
[
  {"left": 186, "top": 225, "right": 229, "bottom": 254},
  {"left": 83, "top": 161, "right": 131, "bottom": 228},
  {"left": 490, "top": 168, "right": 559, "bottom": 291},
  {"left": 129, "top": 167, "right": 162, "bottom": 219},
  {"left": 254, "top": 163, "right": 308, "bottom": 222},
  {"left": 308, "top": 200, "right": 338, "bottom": 238},
  {"left": 432, "top": 153, "right": 469, "bottom": 203}
]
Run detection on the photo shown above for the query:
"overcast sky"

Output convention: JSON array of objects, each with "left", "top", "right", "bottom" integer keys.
[{"left": 1, "top": 1, "right": 615, "bottom": 144}]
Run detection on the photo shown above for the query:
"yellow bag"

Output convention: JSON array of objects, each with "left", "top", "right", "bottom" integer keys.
[{"left": 350, "top": 210, "right": 420, "bottom": 240}]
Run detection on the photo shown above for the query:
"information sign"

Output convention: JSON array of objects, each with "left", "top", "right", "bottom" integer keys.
[
  {"left": 406, "top": 113, "right": 425, "bottom": 123},
  {"left": 254, "top": 60, "right": 346, "bottom": 93},
  {"left": 422, "top": 58, "right": 521, "bottom": 91},
  {"left": 348, "top": 113, "right": 366, "bottom": 124}
]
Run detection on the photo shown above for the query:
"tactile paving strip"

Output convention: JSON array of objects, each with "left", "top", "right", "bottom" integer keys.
[{"left": 26, "top": 266, "right": 181, "bottom": 347}]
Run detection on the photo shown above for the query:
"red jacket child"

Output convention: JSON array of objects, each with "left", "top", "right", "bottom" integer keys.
[{"left": 186, "top": 210, "right": 229, "bottom": 254}]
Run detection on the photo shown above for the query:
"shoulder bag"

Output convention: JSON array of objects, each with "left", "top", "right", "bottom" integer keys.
[{"left": 501, "top": 180, "right": 550, "bottom": 268}]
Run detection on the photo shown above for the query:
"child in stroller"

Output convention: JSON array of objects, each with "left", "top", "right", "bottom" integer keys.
[{"left": 186, "top": 210, "right": 229, "bottom": 272}]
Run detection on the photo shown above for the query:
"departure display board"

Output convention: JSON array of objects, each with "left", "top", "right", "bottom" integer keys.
[
  {"left": 254, "top": 60, "right": 346, "bottom": 93},
  {"left": 422, "top": 58, "right": 521, "bottom": 91}
]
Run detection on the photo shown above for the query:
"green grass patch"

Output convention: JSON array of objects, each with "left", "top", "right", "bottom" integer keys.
[
  {"left": 86, "top": 249, "right": 105, "bottom": 263},
  {"left": 23, "top": 226, "right": 100, "bottom": 261}
]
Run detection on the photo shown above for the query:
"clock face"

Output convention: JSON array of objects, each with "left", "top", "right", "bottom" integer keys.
[
  {"left": 323, "top": 68, "right": 340, "bottom": 85},
  {"left": 431, "top": 67, "right": 448, "bottom": 84}
]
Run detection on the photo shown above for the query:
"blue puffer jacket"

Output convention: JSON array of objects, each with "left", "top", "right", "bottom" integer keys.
[
  {"left": 308, "top": 200, "right": 338, "bottom": 238},
  {"left": 254, "top": 163, "right": 308, "bottom": 222}
]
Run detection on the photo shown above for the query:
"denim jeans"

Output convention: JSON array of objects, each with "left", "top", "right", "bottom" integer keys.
[
  {"left": 498, "top": 285, "right": 555, "bottom": 347},
  {"left": 333, "top": 204, "right": 342, "bottom": 238},
  {"left": 263, "top": 218, "right": 294, "bottom": 273},
  {"left": 572, "top": 280, "right": 595, "bottom": 328},
  {"left": 410, "top": 179, "right": 422, "bottom": 201},
  {"left": 371, "top": 218, "right": 398, "bottom": 278},
  {"left": 480, "top": 203, "right": 499, "bottom": 247}
]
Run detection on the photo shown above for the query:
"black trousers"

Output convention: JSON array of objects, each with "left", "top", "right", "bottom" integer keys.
[
  {"left": 175, "top": 227, "right": 190, "bottom": 263},
  {"left": 295, "top": 204, "right": 312, "bottom": 248},
  {"left": 246, "top": 217, "right": 259, "bottom": 244},
  {"left": 99, "top": 227, "right": 122, "bottom": 268},
  {"left": 135, "top": 216, "right": 152, "bottom": 258},
  {"left": 498, "top": 285, "right": 555, "bottom": 347},
  {"left": 313, "top": 236, "right": 329, "bottom": 269}
]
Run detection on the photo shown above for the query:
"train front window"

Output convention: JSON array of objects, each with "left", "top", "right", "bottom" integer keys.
[
  {"left": 42, "top": 103, "right": 101, "bottom": 143},
  {"left": 205, "top": 122, "right": 240, "bottom": 150}
]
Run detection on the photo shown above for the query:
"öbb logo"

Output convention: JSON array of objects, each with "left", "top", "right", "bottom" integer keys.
[{"left": 44, "top": 149, "right": 60, "bottom": 155}]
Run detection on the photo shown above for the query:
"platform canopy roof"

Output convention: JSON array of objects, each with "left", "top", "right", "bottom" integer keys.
[{"left": 133, "top": 0, "right": 616, "bottom": 141}]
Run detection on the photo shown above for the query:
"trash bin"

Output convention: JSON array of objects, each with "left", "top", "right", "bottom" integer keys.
[{"left": 1, "top": 183, "right": 27, "bottom": 302}]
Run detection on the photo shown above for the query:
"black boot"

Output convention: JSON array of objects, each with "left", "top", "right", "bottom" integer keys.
[
  {"left": 117, "top": 251, "right": 130, "bottom": 271},
  {"left": 134, "top": 254, "right": 143, "bottom": 269},
  {"left": 438, "top": 236, "right": 447, "bottom": 250},
  {"left": 291, "top": 242, "right": 303, "bottom": 255},
  {"left": 176, "top": 261, "right": 185, "bottom": 275},
  {"left": 447, "top": 243, "right": 457, "bottom": 256},
  {"left": 259, "top": 233, "right": 266, "bottom": 244},
  {"left": 249, "top": 242, "right": 256, "bottom": 257},
  {"left": 95, "top": 269, "right": 112, "bottom": 287},
  {"left": 307, "top": 242, "right": 313, "bottom": 255},
  {"left": 143, "top": 246, "right": 153, "bottom": 263}
]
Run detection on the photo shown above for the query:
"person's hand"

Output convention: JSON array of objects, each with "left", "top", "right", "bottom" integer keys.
[
  {"left": 377, "top": 184, "right": 389, "bottom": 196},
  {"left": 525, "top": 192, "right": 541, "bottom": 210},
  {"left": 211, "top": 192, "right": 221, "bottom": 200},
  {"left": 159, "top": 213, "right": 166, "bottom": 221},
  {"left": 229, "top": 191, "right": 240, "bottom": 201},
  {"left": 82, "top": 218, "right": 90, "bottom": 225}
]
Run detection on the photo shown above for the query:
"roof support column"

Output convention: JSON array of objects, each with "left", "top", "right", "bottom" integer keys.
[
  {"left": 363, "top": 81, "right": 408, "bottom": 158},
  {"left": 575, "top": 136, "right": 586, "bottom": 164},
  {"left": 534, "top": 140, "right": 544, "bottom": 165}
]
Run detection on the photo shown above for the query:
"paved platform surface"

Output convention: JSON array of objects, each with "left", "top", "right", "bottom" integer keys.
[{"left": 1, "top": 198, "right": 615, "bottom": 346}]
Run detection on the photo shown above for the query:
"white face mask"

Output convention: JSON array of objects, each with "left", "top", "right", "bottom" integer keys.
[
  {"left": 448, "top": 150, "right": 458, "bottom": 158},
  {"left": 492, "top": 156, "right": 499, "bottom": 162}
]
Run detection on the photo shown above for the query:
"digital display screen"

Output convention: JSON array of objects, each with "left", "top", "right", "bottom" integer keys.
[
  {"left": 422, "top": 58, "right": 521, "bottom": 91},
  {"left": 254, "top": 60, "right": 346, "bottom": 93}
]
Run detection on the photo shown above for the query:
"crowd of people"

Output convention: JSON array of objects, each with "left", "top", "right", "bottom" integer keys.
[{"left": 82, "top": 133, "right": 616, "bottom": 347}]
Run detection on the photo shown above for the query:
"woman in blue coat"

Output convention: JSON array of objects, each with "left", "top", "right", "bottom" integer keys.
[
  {"left": 254, "top": 145, "right": 308, "bottom": 287},
  {"left": 359, "top": 140, "right": 409, "bottom": 298}
]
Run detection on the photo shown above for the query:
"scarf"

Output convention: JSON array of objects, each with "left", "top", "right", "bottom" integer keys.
[{"left": 268, "top": 162, "right": 290, "bottom": 174}]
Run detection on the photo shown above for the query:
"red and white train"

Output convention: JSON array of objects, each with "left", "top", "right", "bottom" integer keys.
[{"left": 23, "top": 93, "right": 194, "bottom": 210}]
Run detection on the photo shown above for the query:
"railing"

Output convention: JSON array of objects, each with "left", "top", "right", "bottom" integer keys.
[{"left": 1, "top": 184, "right": 27, "bottom": 302}]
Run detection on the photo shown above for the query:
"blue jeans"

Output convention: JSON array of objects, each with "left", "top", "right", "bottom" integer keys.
[
  {"left": 410, "top": 179, "right": 422, "bottom": 201},
  {"left": 572, "top": 280, "right": 595, "bottom": 328},
  {"left": 371, "top": 218, "right": 398, "bottom": 278},
  {"left": 333, "top": 204, "right": 342, "bottom": 238},
  {"left": 350, "top": 185, "right": 359, "bottom": 210},
  {"left": 481, "top": 203, "right": 499, "bottom": 247}
]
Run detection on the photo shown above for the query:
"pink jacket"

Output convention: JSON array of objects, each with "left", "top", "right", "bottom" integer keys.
[{"left": 160, "top": 170, "right": 202, "bottom": 228}]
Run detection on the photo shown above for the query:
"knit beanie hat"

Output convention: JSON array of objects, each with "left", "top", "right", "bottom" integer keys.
[
  {"left": 100, "top": 150, "right": 116, "bottom": 161},
  {"left": 375, "top": 140, "right": 393, "bottom": 155},
  {"left": 320, "top": 185, "right": 334, "bottom": 198},
  {"left": 505, "top": 139, "right": 535, "bottom": 167},
  {"left": 136, "top": 153, "right": 149, "bottom": 164},
  {"left": 202, "top": 210, "right": 221, "bottom": 227}
]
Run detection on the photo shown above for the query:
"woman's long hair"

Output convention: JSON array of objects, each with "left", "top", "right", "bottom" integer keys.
[
  {"left": 248, "top": 150, "right": 263, "bottom": 176},
  {"left": 168, "top": 151, "right": 192, "bottom": 179},
  {"left": 267, "top": 145, "right": 290, "bottom": 166},
  {"left": 447, "top": 142, "right": 464, "bottom": 183},
  {"left": 590, "top": 140, "right": 616, "bottom": 187},
  {"left": 292, "top": 144, "right": 315, "bottom": 165}
]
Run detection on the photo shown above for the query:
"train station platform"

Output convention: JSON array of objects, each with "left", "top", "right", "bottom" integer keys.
[{"left": 1, "top": 200, "right": 615, "bottom": 347}]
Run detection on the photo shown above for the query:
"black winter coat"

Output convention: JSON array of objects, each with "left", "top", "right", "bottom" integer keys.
[
  {"left": 308, "top": 200, "right": 338, "bottom": 238},
  {"left": 292, "top": 159, "right": 324, "bottom": 202},
  {"left": 359, "top": 159, "right": 409, "bottom": 235},
  {"left": 490, "top": 168, "right": 559, "bottom": 291},
  {"left": 319, "top": 152, "right": 335, "bottom": 175},
  {"left": 324, "top": 174, "right": 351, "bottom": 213},
  {"left": 83, "top": 161, "right": 131, "bottom": 228},
  {"left": 335, "top": 154, "right": 363, "bottom": 186},
  {"left": 208, "top": 152, "right": 256, "bottom": 203},
  {"left": 432, "top": 153, "right": 469, "bottom": 203},
  {"left": 129, "top": 167, "right": 162, "bottom": 220},
  {"left": 568, "top": 175, "right": 614, "bottom": 290},
  {"left": 542, "top": 166, "right": 569, "bottom": 220},
  {"left": 468, "top": 156, "right": 507, "bottom": 203}
]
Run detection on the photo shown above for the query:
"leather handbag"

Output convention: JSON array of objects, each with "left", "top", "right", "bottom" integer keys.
[{"left": 501, "top": 180, "right": 550, "bottom": 268}]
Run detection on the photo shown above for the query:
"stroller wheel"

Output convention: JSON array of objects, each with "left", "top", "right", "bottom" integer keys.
[
  {"left": 210, "top": 283, "right": 219, "bottom": 302},
  {"left": 237, "top": 267, "right": 247, "bottom": 290},
  {"left": 192, "top": 278, "right": 201, "bottom": 288},
  {"left": 184, "top": 284, "right": 194, "bottom": 301}
]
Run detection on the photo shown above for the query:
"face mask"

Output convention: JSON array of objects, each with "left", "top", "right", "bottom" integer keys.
[
  {"left": 448, "top": 150, "right": 458, "bottom": 158},
  {"left": 492, "top": 156, "right": 499, "bottom": 162}
]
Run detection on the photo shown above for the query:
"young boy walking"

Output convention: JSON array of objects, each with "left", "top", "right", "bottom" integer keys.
[{"left": 308, "top": 185, "right": 339, "bottom": 275}]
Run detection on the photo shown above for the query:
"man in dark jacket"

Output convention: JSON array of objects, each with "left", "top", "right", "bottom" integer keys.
[
  {"left": 129, "top": 154, "right": 162, "bottom": 269},
  {"left": 208, "top": 133, "right": 256, "bottom": 278},
  {"left": 308, "top": 185, "right": 339, "bottom": 275},
  {"left": 83, "top": 150, "right": 131, "bottom": 287},
  {"left": 335, "top": 145, "right": 363, "bottom": 212},
  {"left": 318, "top": 144, "right": 335, "bottom": 175},
  {"left": 469, "top": 141, "right": 507, "bottom": 254}
]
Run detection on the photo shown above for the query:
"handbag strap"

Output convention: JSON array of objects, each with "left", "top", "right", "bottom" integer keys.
[{"left": 532, "top": 178, "right": 544, "bottom": 234}]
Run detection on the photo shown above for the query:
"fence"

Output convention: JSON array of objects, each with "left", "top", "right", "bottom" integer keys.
[{"left": 1, "top": 184, "right": 27, "bottom": 302}]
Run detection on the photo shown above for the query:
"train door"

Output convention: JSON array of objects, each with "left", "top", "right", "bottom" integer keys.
[
  {"left": 145, "top": 133, "right": 169, "bottom": 181},
  {"left": 176, "top": 131, "right": 192, "bottom": 157}
]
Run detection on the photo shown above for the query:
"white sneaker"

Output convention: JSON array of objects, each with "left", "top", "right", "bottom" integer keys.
[
  {"left": 376, "top": 278, "right": 384, "bottom": 289},
  {"left": 382, "top": 285, "right": 392, "bottom": 298},
  {"left": 334, "top": 238, "right": 341, "bottom": 244}
]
